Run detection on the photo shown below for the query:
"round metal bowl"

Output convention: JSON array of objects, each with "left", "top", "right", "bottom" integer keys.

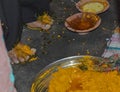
[{"left": 31, "top": 55, "right": 107, "bottom": 92}]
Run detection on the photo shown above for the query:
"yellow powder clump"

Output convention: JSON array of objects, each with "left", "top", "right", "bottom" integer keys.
[
  {"left": 48, "top": 67, "right": 120, "bottom": 92},
  {"left": 37, "top": 13, "right": 53, "bottom": 25},
  {"left": 14, "top": 43, "right": 35, "bottom": 56},
  {"left": 13, "top": 43, "right": 36, "bottom": 62}
]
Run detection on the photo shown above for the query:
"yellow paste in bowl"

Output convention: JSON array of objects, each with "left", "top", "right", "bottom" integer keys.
[
  {"left": 48, "top": 67, "right": 120, "bottom": 92},
  {"left": 81, "top": 1, "right": 107, "bottom": 13}
]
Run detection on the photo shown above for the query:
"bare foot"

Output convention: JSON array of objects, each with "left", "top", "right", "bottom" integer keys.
[
  {"left": 8, "top": 43, "right": 36, "bottom": 64},
  {"left": 26, "top": 21, "right": 51, "bottom": 30}
]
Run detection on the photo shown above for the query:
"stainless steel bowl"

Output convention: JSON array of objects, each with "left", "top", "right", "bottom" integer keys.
[{"left": 30, "top": 55, "right": 106, "bottom": 92}]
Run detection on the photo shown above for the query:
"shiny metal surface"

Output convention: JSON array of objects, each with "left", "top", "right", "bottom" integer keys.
[{"left": 31, "top": 55, "right": 103, "bottom": 92}]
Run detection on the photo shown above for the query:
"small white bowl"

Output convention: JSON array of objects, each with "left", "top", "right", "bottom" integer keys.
[{"left": 76, "top": 0, "right": 110, "bottom": 14}]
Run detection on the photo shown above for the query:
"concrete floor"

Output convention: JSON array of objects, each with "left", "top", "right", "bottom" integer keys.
[{"left": 13, "top": 0, "right": 119, "bottom": 92}]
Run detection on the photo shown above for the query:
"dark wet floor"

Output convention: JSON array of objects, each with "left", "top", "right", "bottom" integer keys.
[{"left": 13, "top": 0, "right": 119, "bottom": 92}]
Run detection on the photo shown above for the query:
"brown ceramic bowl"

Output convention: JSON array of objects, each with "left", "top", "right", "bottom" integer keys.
[
  {"left": 76, "top": 0, "right": 110, "bottom": 14},
  {"left": 65, "top": 12, "right": 101, "bottom": 35}
]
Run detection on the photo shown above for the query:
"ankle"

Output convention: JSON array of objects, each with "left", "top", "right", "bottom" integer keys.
[{"left": 26, "top": 21, "right": 39, "bottom": 27}]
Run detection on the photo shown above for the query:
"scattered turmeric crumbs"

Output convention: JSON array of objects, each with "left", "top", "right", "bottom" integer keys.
[
  {"left": 29, "top": 56, "right": 38, "bottom": 62},
  {"left": 48, "top": 67, "right": 120, "bottom": 92}
]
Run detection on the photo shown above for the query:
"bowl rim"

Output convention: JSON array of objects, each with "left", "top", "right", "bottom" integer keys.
[
  {"left": 64, "top": 12, "right": 101, "bottom": 33},
  {"left": 34, "top": 55, "right": 103, "bottom": 77}
]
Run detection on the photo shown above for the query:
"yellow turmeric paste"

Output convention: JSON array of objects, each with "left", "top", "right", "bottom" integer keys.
[
  {"left": 13, "top": 43, "right": 36, "bottom": 62},
  {"left": 13, "top": 43, "right": 35, "bottom": 56},
  {"left": 48, "top": 67, "right": 120, "bottom": 92},
  {"left": 37, "top": 13, "right": 53, "bottom": 25},
  {"left": 80, "top": 0, "right": 108, "bottom": 14}
]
